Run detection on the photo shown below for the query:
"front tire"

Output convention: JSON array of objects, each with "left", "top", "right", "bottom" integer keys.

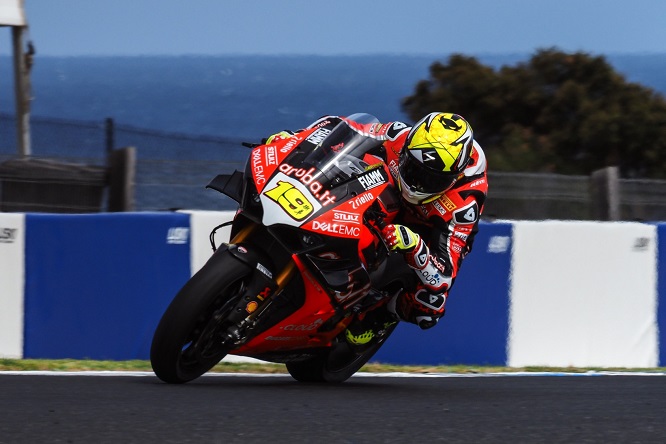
[{"left": 150, "top": 250, "right": 252, "bottom": 383}]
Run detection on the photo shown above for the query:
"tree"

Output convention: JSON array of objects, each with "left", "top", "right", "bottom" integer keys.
[{"left": 402, "top": 49, "right": 666, "bottom": 178}]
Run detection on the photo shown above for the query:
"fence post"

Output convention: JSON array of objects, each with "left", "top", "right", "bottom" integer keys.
[
  {"left": 107, "top": 146, "right": 136, "bottom": 212},
  {"left": 105, "top": 117, "right": 115, "bottom": 154},
  {"left": 12, "top": 26, "right": 31, "bottom": 157},
  {"left": 590, "top": 166, "right": 620, "bottom": 221}
]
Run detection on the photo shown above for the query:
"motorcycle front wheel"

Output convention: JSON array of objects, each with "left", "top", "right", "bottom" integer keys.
[{"left": 150, "top": 249, "right": 252, "bottom": 383}]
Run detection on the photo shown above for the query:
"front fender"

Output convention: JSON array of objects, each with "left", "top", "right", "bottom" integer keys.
[{"left": 225, "top": 243, "right": 276, "bottom": 281}]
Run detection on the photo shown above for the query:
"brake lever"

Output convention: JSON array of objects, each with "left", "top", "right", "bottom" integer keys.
[{"left": 364, "top": 208, "right": 390, "bottom": 253}]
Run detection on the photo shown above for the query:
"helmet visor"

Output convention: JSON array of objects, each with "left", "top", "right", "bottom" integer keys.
[{"left": 399, "top": 149, "right": 459, "bottom": 195}]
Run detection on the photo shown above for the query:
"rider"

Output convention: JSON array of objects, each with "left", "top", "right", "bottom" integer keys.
[{"left": 265, "top": 112, "right": 488, "bottom": 342}]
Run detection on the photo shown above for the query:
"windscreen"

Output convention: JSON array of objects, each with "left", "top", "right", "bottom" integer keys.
[{"left": 298, "top": 114, "right": 384, "bottom": 188}]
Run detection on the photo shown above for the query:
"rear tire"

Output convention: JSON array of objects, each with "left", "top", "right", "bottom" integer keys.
[
  {"left": 286, "top": 323, "right": 396, "bottom": 383},
  {"left": 150, "top": 250, "right": 252, "bottom": 383}
]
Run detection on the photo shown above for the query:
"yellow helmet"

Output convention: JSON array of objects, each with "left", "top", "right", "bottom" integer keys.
[{"left": 398, "top": 112, "right": 474, "bottom": 204}]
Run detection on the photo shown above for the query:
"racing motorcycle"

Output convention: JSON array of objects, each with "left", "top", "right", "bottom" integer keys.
[{"left": 150, "top": 113, "right": 417, "bottom": 383}]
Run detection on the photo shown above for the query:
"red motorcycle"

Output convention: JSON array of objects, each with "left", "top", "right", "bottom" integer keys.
[{"left": 150, "top": 114, "right": 417, "bottom": 383}]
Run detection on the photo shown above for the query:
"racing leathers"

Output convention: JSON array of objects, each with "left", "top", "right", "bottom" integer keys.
[
  {"left": 269, "top": 115, "right": 488, "bottom": 330},
  {"left": 374, "top": 119, "right": 488, "bottom": 329}
]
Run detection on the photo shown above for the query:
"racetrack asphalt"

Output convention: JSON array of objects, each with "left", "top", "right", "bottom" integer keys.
[{"left": 1, "top": 372, "right": 665, "bottom": 444}]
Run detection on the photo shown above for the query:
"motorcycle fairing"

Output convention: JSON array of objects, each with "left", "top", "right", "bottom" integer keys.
[
  {"left": 206, "top": 170, "right": 244, "bottom": 204},
  {"left": 234, "top": 254, "right": 346, "bottom": 354},
  {"left": 249, "top": 115, "right": 391, "bottom": 227},
  {"left": 219, "top": 114, "right": 405, "bottom": 356}
]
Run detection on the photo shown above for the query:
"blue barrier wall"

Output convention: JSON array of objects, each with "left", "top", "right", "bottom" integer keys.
[
  {"left": 12, "top": 215, "right": 663, "bottom": 367},
  {"left": 23, "top": 213, "right": 191, "bottom": 360},
  {"left": 657, "top": 224, "right": 666, "bottom": 367},
  {"left": 372, "top": 222, "right": 513, "bottom": 366}
]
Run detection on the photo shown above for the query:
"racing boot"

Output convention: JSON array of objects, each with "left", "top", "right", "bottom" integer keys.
[{"left": 344, "top": 307, "right": 398, "bottom": 350}]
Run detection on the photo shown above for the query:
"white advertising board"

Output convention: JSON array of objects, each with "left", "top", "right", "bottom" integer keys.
[
  {"left": 182, "top": 210, "right": 235, "bottom": 274},
  {"left": 0, "top": 213, "right": 25, "bottom": 358},
  {"left": 508, "top": 221, "right": 658, "bottom": 368}
]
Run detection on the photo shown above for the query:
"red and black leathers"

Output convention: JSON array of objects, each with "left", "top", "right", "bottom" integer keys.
[{"left": 306, "top": 116, "right": 489, "bottom": 329}]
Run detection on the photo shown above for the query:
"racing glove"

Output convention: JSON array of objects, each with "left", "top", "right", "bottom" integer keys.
[
  {"left": 381, "top": 224, "right": 428, "bottom": 270},
  {"left": 263, "top": 130, "right": 294, "bottom": 145},
  {"left": 382, "top": 224, "right": 451, "bottom": 294}
]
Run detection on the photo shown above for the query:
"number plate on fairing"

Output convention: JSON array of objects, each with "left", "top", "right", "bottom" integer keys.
[{"left": 259, "top": 173, "right": 323, "bottom": 227}]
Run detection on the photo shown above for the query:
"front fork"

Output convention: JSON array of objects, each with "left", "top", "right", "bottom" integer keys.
[{"left": 219, "top": 221, "right": 298, "bottom": 345}]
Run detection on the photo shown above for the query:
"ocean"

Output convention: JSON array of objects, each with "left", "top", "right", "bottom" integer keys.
[
  {"left": 1, "top": 53, "right": 665, "bottom": 210},
  {"left": 2, "top": 53, "right": 665, "bottom": 141}
]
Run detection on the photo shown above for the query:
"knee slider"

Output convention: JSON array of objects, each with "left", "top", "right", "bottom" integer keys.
[{"left": 395, "top": 288, "right": 446, "bottom": 329}]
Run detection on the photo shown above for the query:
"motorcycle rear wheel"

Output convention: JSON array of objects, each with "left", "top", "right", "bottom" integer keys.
[
  {"left": 286, "top": 323, "right": 397, "bottom": 383},
  {"left": 150, "top": 250, "right": 252, "bottom": 383}
]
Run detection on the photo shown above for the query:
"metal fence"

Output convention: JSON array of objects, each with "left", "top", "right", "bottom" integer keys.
[{"left": 2, "top": 113, "right": 666, "bottom": 220}]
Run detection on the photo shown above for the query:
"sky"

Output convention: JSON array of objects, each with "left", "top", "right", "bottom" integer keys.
[{"left": 1, "top": 0, "right": 666, "bottom": 57}]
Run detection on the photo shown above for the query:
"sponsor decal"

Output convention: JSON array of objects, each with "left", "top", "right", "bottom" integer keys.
[
  {"left": 0, "top": 227, "right": 18, "bottom": 244},
  {"left": 265, "top": 336, "right": 302, "bottom": 341},
  {"left": 414, "top": 243, "right": 428, "bottom": 268},
  {"left": 388, "top": 159, "right": 400, "bottom": 178},
  {"left": 317, "top": 251, "right": 341, "bottom": 259},
  {"left": 469, "top": 178, "right": 486, "bottom": 188},
  {"left": 166, "top": 227, "right": 189, "bottom": 244},
  {"left": 415, "top": 289, "right": 447, "bottom": 311},
  {"left": 422, "top": 150, "right": 438, "bottom": 163},
  {"left": 265, "top": 146, "right": 278, "bottom": 166},
  {"left": 349, "top": 191, "right": 374, "bottom": 210},
  {"left": 333, "top": 266, "right": 370, "bottom": 303},
  {"left": 633, "top": 237, "right": 650, "bottom": 251},
  {"left": 311, "top": 221, "right": 360, "bottom": 237},
  {"left": 369, "top": 123, "right": 381, "bottom": 134},
  {"left": 246, "top": 301, "right": 258, "bottom": 313},
  {"left": 440, "top": 195, "right": 457, "bottom": 211},
  {"left": 252, "top": 148, "right": 266, "bottom": 185},
  {"left": 335, "top": 280, "right": 370, "bottom": 304},
  {"left": 432, "top": 200, "right": 446, "bottom": 215},
  {"left": 281, "top": 318, "right": 324, "bottom": 331},
  {"left": 332, "top": 210, "right": 360, "bottom": 224},
  {"left": 416, "top": 267, "right": 442, "bottom": 288},
  {"left": 312, "top": 119, "right": 331, "bottom": 129},
  {"left": 386, "top": 121, "right": 409, "bottom": 140},
  {"left": 306, "top": 128, "right": 331, "bottom": 144},
  {"left": 453, "top": 201, "right": 479, "bottom": 225},
  {"left": 256, "top": 263, "right": 273, "bottom": 279},
  {"left": 357, "top": 169, "right": 385, "bottom": 190},
  {"left": 280, "top": 136, "right": 302, "bottom": 153},
  {"left": 278, "top": 163, "right": 336, "bottom": 206},
  {"left": 257, "top": 286, "right": 272, "bottom": 301},
  {"left": 414, "top": 258, "right": 451, "bottom": 291},
  {"left": 429, "top": 255, "right": 447, "bottom": 274},
  {"left": 487, "top": 236, "right": 510, "bottom": 253}
]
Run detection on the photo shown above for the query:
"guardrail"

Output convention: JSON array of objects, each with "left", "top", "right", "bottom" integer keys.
[{"left": 1, "top": 211, "right": 664, "bottom": 367}]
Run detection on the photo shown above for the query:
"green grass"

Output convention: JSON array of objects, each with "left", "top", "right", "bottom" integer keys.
[{"left": 1, "top": 359, "right": 665, "bottom": 374}]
